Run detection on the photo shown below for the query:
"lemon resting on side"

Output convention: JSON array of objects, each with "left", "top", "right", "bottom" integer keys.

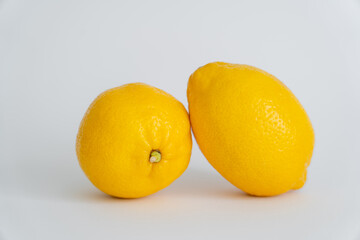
[{"left": 187, "top": 62, "right": 315, "bottom": 197}]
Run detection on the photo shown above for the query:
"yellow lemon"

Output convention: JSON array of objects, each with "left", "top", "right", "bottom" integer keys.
[
  {"left": 76, "top": 83, "right": 192, "bottom": 198},
  {"left": 187, "top": 62, "right": 314, "bottom": 196}
]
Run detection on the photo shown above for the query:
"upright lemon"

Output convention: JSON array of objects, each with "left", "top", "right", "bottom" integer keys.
[
  {"left": 76, "top": 83, "right": 192, "bottom": 198},
  {"left": 187, "top": 62, "right": 314, "bottom": 196}
]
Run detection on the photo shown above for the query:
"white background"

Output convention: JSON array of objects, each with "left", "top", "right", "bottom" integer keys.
[{"left": 1, "top": 0, "right": 360, "bottom": 239}]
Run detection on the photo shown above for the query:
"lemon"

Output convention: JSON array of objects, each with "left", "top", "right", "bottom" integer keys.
[
  {"left": 76, "top": 83, "right": 192, "bottom": 198},
  {"left": 187, "top": 62, "right": 314, "bottom": 196}
]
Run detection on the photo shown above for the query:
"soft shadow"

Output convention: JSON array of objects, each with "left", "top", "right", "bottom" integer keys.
[
  {"left": 162, "top": 168, "right": 307, "bottom": 203},
  {"left": 162, "top": 168, "right": 245, "bottom": 198},
  {"left": 1, "top": 153, "right": 305, "bottom": 204},
  {"left": 2, "top": 156, "right": 240, "bottom": 202}
]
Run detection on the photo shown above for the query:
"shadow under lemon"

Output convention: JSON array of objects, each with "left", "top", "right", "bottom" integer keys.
[
  {"left": 2, "top": 150, "right": 304, "bottom": 203},
  {"left": 160, "top": 168, "right": 245, "bottom": 198}
]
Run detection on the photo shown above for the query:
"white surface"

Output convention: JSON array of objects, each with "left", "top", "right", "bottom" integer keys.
[{"left": 1, "top": 0, "right": 360, "bottom": 239}]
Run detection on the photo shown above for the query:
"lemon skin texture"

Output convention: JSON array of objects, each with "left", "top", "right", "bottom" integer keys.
[
  {"left": 187, "top": 62, "right": 314, "bottom": 197},
  {"left": 76, "top": 83, "right": 192, "bottom": 198}
]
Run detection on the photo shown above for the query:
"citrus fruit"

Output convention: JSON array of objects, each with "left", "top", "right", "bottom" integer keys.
[
  {"left": 187, "top": 62, "right": 314, "bottom": 196},
  {"left": 76, "top": 83, "right": 192, "bottom": 198}
]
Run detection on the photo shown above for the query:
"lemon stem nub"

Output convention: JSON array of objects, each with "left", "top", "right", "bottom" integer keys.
[{"left": 149, "top": 150, "right": 161, "bottom": 163}]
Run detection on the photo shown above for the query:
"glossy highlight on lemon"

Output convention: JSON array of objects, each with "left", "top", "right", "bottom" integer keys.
[
  {"left": 76, "top": 83, "right": 192, "bottom": 198},
  {"left": 187, "top": 62, "right": 315, "bottom": 196}
]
